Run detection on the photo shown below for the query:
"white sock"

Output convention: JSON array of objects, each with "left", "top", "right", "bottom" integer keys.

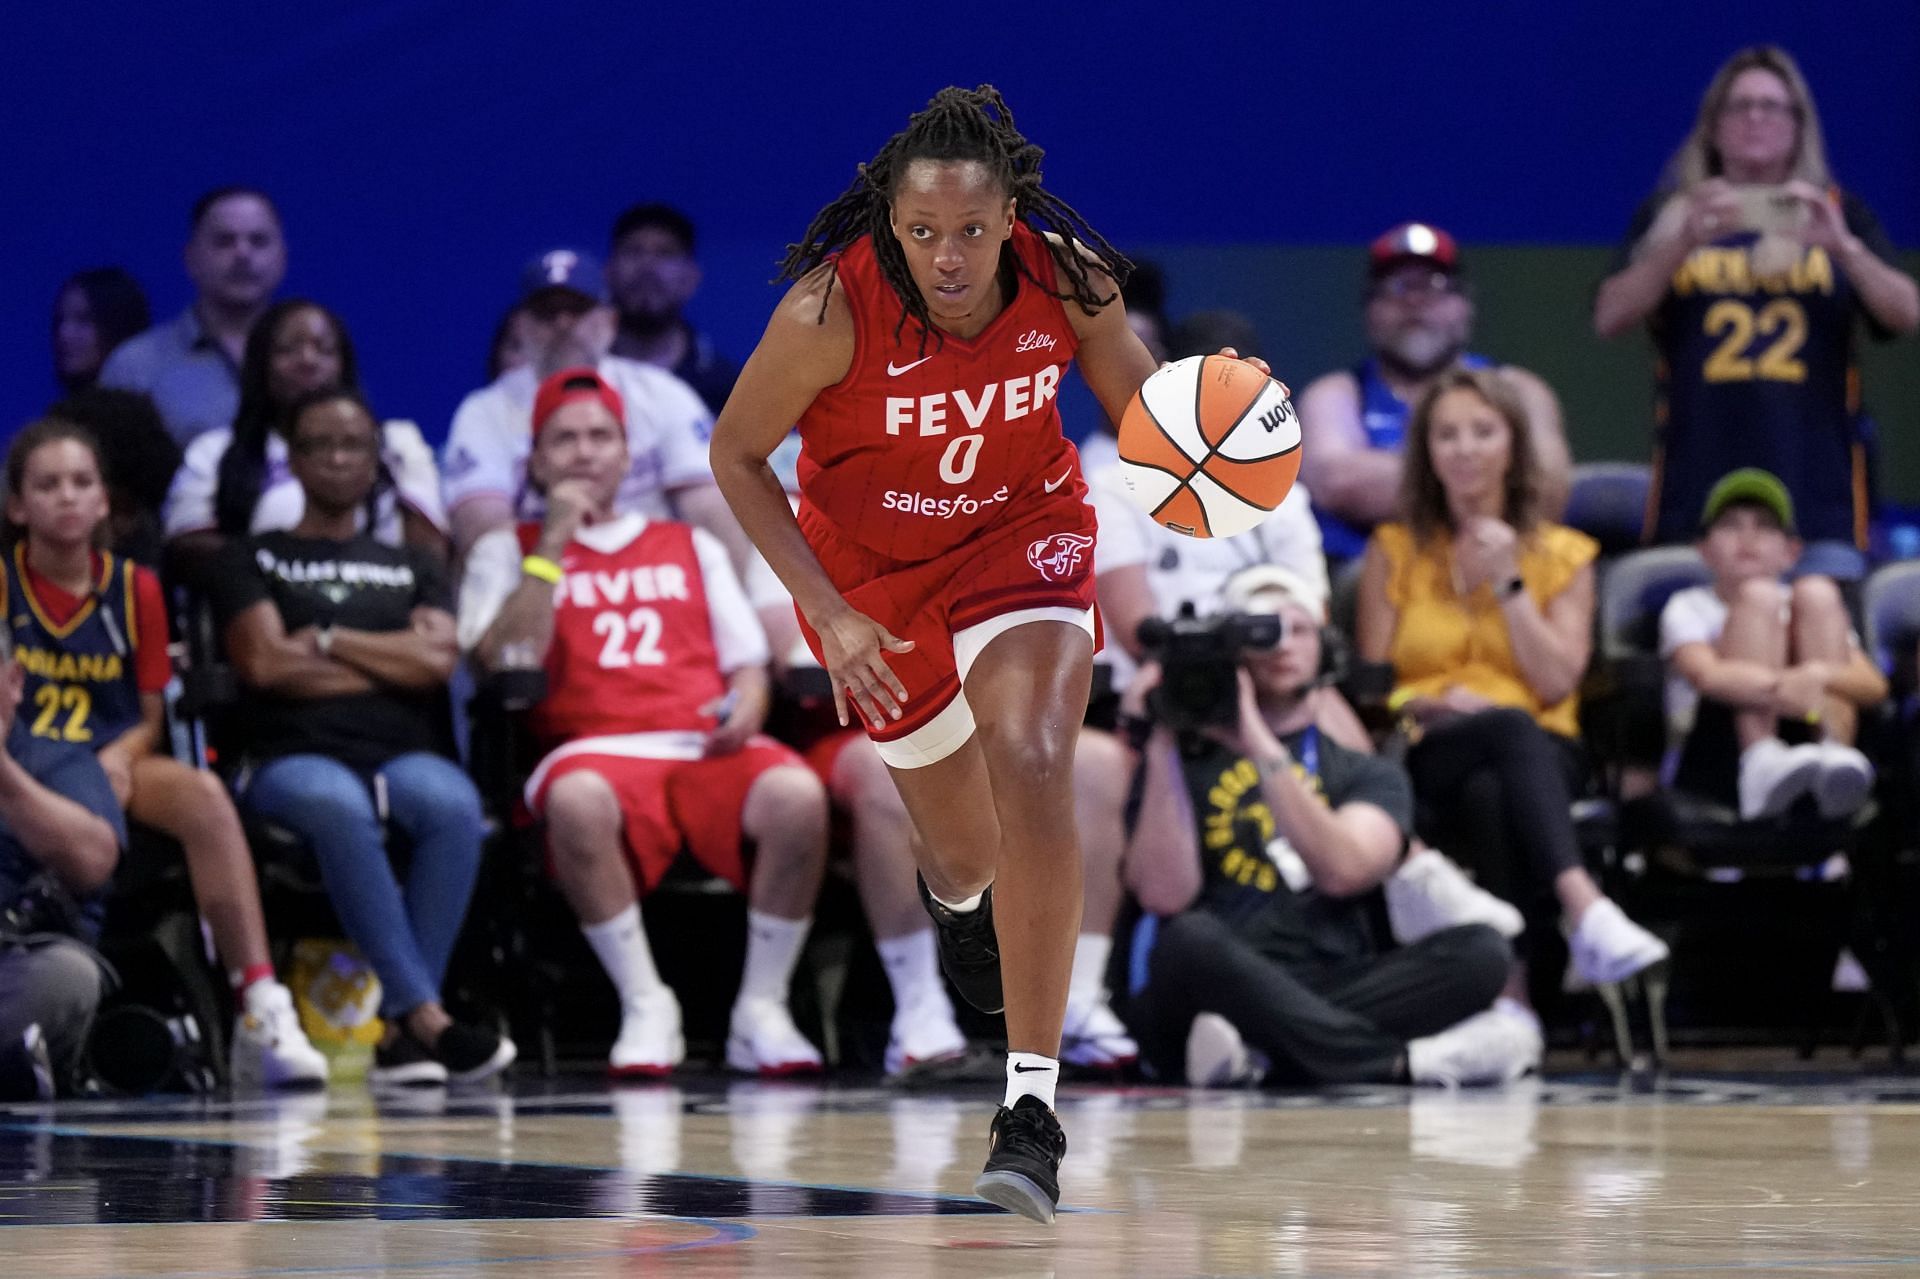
[
  {"left": 1068, "top": 934, "right": 1112, "bottom": 1015},
  {"left": 1004, "top": 1052, "right": 1059, "bottom": 1109},
  {"left": 876, "top": 929, "right": 942, "bottom": 1009},
  {"left": 739, "top": 910, "right": 811, "bottom": 1006},
  {"left": 931, "top": 886, "right": 985, "bottom": 914},
  {"left": 582, "top": 904, "right": 667, "bottom": 1007}
]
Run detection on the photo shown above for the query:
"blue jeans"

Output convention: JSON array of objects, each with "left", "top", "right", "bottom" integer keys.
[{"left": 241, "top": 752, "right": 485, "bottom": 1018}]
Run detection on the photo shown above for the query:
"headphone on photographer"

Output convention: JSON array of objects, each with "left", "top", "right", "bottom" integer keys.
[{"left": 1221, "top": 564, "right": 1350, "bottom": 690}]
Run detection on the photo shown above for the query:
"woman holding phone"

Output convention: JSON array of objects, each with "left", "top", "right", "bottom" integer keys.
[{"left": 1594, "top": 46, "right": 1918, "bottom": 575}]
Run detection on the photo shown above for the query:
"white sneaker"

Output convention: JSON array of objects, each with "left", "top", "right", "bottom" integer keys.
[
  {"left": 1813, "top": 743, "right": 1874, "bottom": 821},
  {"left": 1061, "top": 996, "right": 1139, "bottom": 1070},
  {"left": 1409, "top": 999, "right": 1543, "bottom": 1087},
  {"left": 1385, "top": 847, "right": 1525, "bottom": 942},
  {"left": 609, "top": 992, "right": 685, "bottom": 1079},
  {"left": 1184, "top": 1012, "right": 1267, "bottom": 1087},
  {"left": 1737, "top": 738, "right": 1823, "bottom": 820},
  {"left": 883, "top": 991, "right": 968, "bottom": 1076},
  {"left": 1567, "top": 898, "right": 1669, "bottom": 986},
  {"left": 725, "top": 997, "right": 824, "bottom": 1077},
  {"left": 229, "top": 981, "right": 329, "bottom": 1090}
]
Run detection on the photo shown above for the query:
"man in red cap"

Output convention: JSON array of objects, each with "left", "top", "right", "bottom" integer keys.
[
  {"left": 1297, "top": 222, "right": 1571, "bottom": 562},
  {"left": 457, "top": 367, "right": 831, "bottom": 1078}
]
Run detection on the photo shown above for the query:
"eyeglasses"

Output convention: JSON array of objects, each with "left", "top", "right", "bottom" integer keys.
[
  {"left": 291, "top": 435, "right": 377, "bottom": 458},
  {"left": 1371, "top": 271, "right": 1460, "bottom": 301},
  {"left": 1720, "top": 96, "right": 1798, "bottom": 120}
]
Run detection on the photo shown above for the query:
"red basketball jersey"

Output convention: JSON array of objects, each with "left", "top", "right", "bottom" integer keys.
[
  {"left": 515, "top": 518, "right": 727, "bottom": 744},
  {"left": 795, "top": 221, "right": 1085, "bottom": 562}
]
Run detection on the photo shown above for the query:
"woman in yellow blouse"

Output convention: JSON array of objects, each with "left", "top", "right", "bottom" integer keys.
[{"left": 1356, "top": 368, "right": 1668, "bottom": 990}]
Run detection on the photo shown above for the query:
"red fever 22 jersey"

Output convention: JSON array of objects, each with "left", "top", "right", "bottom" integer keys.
[
  {"left": 515, "top": 518, "right": 727, "bottom": 745},
  {"left": 796, "top": 221, "right": 1086, "bottom": 563}
]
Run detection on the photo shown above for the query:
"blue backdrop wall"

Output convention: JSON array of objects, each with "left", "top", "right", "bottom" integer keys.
[{"left": 7, "top": 1, "right": 1916, "bottom": 443}]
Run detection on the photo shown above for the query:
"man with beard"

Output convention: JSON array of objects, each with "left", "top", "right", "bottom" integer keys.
[
  {"left": 606, "top": 204, "right": 741, "bottom": 416},
  {"left": 100, "top": 188, "right": 288, "bottom": 447},
  {"left": 1298, "top": 223, "right": 1569, "bottom": 563}
]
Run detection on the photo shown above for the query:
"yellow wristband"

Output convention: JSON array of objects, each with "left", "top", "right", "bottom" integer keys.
[
  {"left": 521, "top": 554, "right": 564, "bottom": 584},
  {"left": 1386, "top": 687, "right": 1418, "bottom": 713}
]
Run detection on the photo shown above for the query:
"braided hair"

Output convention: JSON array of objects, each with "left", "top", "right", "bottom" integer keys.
[
  {"left": 778, "top": 85, "right": 1132, "bottom": 352},
  {"left": 215, "top": 299, "right": 360, "bottom": 536}
]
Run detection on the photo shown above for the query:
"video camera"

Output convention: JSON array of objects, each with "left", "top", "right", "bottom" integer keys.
[{"left": 1136, "top": 604, "right": 1282, "bottom": 733}]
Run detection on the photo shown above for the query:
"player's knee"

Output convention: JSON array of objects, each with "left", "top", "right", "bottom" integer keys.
[
  {"left": 978, "top": 718, "right": 1076, "bottom": 793},
  {"left": 1790, "top": 573, "right": 1843, "bottom": 619}
]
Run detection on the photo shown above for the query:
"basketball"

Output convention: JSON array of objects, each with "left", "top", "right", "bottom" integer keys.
[{"left": 1115, "top": 354, "right": 1303, "bottom": 539}]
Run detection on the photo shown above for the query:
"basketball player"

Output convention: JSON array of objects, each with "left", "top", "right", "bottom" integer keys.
[{"left": 708, "top": 85, "right": 1269, "bottom": 1222}]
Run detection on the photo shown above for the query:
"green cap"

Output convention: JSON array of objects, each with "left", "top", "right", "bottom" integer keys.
[{"left": 1700, "top": 468, "right": 1795, "bottom": 533}]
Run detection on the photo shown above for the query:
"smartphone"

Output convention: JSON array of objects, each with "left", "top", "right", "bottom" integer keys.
[{"left": 1730, "top": 186, "right": 1806, "bottom": 237}]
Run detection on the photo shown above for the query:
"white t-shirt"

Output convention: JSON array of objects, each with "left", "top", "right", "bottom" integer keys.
[
  {"left": 455, "top": 512, "right": 768, "bottom": 672},
  {"left": 1658, "top": 583, "right": 1859, "bottom": 739},
  {"left": 1088, "top": 461, "right": 1328, "bottom": 688},
  {"left": 441, "top": 356, "right": 714, "bottom": 522},
  {"left": 162, "top": 420, "right": 447, "bottom": 544}
]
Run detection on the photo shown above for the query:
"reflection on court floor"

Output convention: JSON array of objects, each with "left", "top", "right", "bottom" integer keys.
[{"left": 7, "top": 1074, "right": 1920, "bottom": 1277}]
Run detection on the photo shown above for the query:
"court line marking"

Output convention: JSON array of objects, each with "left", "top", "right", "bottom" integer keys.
[
  {"left": 0, "top": 1121, "right": 1043, "bottom": 1217},
  {"left": 40, "top": 1218, "right": 758, "bottom": 1279}
]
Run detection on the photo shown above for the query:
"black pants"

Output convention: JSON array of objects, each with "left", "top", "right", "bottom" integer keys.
[
  {"left": 1129, "top": 912, "right": 1510, "bottom": 1085},
  {"left": 1405, "top": 708, "right": 1587, "bottom": 914}
]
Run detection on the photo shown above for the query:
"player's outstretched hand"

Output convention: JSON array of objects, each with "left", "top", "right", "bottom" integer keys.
[{"left": 813, "top": 604, "right": 915, "bottom": 728}]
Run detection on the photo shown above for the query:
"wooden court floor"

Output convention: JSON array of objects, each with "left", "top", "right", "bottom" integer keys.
[{"left": 7, "top": 1069, "right": 1920, "bottom": 1278}]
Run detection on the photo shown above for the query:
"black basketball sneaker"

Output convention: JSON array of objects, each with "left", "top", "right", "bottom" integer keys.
[
  {"left": 974, "top": 1095, "right": 1067, "bottom": 1223},
  {"left": 916, "top": 873, "right": 1004, "bottom": 1014}
]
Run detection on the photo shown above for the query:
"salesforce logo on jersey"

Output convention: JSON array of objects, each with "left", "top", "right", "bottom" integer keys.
[{"left": 881, "top": 484, "right": 1012, "bottom": 519}]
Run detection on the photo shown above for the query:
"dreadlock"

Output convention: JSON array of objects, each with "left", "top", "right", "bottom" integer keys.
[{"left": 777, "top": 85, "right": 1133, "bottom": 353}]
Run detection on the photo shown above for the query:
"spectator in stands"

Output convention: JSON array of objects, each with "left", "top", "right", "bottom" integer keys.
[
  {"left": 1662, "top": 468, "right": 1886, "bottom": 820},
  {"left": 53, "top": 268, "right": 151, "bottom": 395},
  {"left": 0, "top": 626, "right": 121, "bottom": 1100},
  {"left": 486, "top": 302, "right": 536, "bottom": 383},
  {"left": 1076, "top": 259, "right": 1170, "bottom": 476},
  {"left": 163, "top": 300, "right": 448, "bottom": 584},
  {"left": 1123, "top": 566, "right": 1532, "bottom": 1087},
  {"left": 4, "top": 419, "right": 326, "bottom": 1088},
  {"left": 607, "top": 204, "right": 741, "bottom": 414},
  {"left": 1168, "top": 310, "right": 1263, "bottom": 364},
  {"left": 1299, "top": 223, "right": 1570, "bottom": 564},
  {"left": 1355, "top": 369, "right": 1668, "bottom": 1002},
  {"left": 1594, "top": 46, "right": 1919, "bottom": 578},
  {"left": 461, "top": 368, "right": 825, "bottom": 1077},
  {"left": 442, "top": 249, "right": 749, "bottom": 573},
  {"left": 100, "top": 188, "right": 288, "bottom": 447},
  {"left": 45, "top": 389, "right": 181, "bottom": 568},
  {"left": 213, "top": 389, "right": 511, "bottom": 1086}
]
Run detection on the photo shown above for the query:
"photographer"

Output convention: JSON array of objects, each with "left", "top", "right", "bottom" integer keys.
[
  {"left": 1123, "top": 567, "right": 1533, "bottom": 1088},
  {"left": 0, "top": 631, "right": 124, "bottom": 1099},
  {"left": 1593, "top": 46, "right": 1918, "bottom": 575}
]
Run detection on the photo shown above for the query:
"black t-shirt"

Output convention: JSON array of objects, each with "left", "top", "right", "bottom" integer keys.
[
  {"left": 672, "top": 324, "right": 740, "bottom": 417},
  {"left": 1612, "top": 188, "right": 1899, "bottom": 544},
  {"left": 210, "top": 531, "right": 453, "bottom": 771},
  {"left": 1178, "top": 727, "right": 1413, "bottom": 971}
]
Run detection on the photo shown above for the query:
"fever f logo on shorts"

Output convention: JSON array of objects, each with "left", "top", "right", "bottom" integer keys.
[{"left": 1027, "top": 533, "right": 1094, "bottom": 582}]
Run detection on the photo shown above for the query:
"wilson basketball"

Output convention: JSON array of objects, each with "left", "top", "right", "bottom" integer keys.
[{"left": 1115, "top": 354, "right": 1302, "bottom": 539}]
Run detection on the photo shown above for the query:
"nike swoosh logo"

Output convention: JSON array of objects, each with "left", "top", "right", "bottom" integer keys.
[
  {"left": 1012, "top": 1063, "right": 1052, "bottom": 1073},
  {"left": 1042, "top": 466, "right": 1074, "bottom": 494},
  {"left": 887, "top": 356, "right": 933, "bottom": 376}
]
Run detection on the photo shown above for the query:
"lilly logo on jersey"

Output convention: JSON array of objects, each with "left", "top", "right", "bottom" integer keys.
[
  {"left": 1014, "top": 329, "right": 1058, "bottom": 354},
  {"left": 1027, "top": 532, "right": 1094, "bottom": 583},
  {"left": 884, "top": 366, "right": 1062, "bottom": 437}
]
